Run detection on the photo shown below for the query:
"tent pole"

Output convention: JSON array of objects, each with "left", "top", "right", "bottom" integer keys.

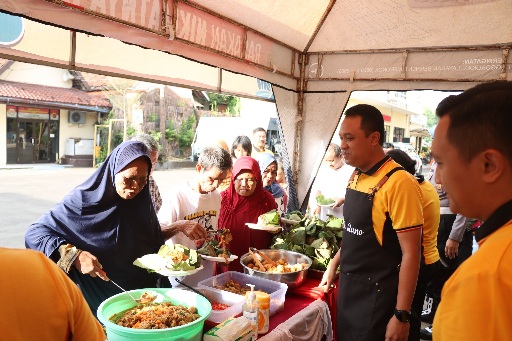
[{"left": 293, "top": 53, "right": 308, "bottom": 186}]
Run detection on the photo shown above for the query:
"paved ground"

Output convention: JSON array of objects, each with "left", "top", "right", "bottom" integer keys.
[{"left": 0, "top": 164, "right": 196, "bottom": 249}]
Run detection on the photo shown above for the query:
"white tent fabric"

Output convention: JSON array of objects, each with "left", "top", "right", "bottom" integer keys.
[{"left": 1, "top": 0, "right": 511, "bottom": 205}]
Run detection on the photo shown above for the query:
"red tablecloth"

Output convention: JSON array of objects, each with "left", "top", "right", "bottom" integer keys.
[
  {"left": 286, "top": 277, "right": 337, "bottom": 340},
  {"left": 203, "top": 276, "right": 338, "bottom": 339}
]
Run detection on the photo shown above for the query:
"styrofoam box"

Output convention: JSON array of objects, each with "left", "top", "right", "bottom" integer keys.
[
  {"left": 200, "top": 286, "right": 245, "bottom": 324},
  {"left": 198, "top": 271, "right": 288, "bottom": 317}
]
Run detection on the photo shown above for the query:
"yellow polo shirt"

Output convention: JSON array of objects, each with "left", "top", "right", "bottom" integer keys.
[
  {"left": 0, "top": 248, "right": 105, "bottom": 340},
  {"left": 348, "top": 157, "right": 423, "bottom": 246},
  {"left": 419, "top": 180, "right": 441, "bottom": 265},
  {"left": 434, "top": 220, "right": 512, "bottom": 340}
]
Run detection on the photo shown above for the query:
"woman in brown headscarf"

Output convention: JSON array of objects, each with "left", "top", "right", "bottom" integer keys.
[{"left": 218, "top": 156, "right": 277, "bottom": 272}]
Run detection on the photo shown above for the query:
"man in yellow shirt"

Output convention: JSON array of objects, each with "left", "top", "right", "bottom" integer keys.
[
  {"left": 251, "top": 127, "right": 274, "bottom": 157},
  {"left": 431, "top": 81, "right": 512, "bottom": 340},
  {"left": 320, "top": 104, "right": 423, "bottom": 341}
]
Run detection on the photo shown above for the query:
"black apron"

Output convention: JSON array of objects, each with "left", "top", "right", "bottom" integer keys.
[{"left": 337, "top": 167, "right": 404, "bottom": 341}]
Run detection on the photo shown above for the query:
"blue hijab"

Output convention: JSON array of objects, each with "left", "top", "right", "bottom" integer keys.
[
  {"left": 25, "top": 141, "right": 164, "bottom": 312},
  {"left": 257, "top": 152, "right": 285, "bottom": 198}
]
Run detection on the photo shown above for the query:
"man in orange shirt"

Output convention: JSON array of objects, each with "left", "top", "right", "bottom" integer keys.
[
  {"left": 431, "top": 81, "right": 512, "bottom": 340},
  {"left": 0, "top": 248, "right": 105, "bottom": 340}
]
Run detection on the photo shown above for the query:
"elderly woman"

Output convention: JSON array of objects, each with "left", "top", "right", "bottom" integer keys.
[
  {"left": 218, "top": 156, "right": 277, "bottom": 272},
  {"left": 257, "top": 152, "right": 288, "bottom": 215},
  {"left": 25, "top": 141, "right": 168, "bottom": 314}
]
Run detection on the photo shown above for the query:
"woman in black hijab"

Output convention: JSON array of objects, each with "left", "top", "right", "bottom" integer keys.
[{"left": 25, "top": 141, "right": 166, "bottom": 314}]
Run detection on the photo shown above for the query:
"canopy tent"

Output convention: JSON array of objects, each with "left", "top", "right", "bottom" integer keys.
[{"left": 1, "top": 0, "right": 511, "bottom": 207}]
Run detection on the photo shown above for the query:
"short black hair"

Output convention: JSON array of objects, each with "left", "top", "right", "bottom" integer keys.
[
  {"left": 344, "top": 104, "right": 385, "bottom": 145},
  {"left": 231, "top": 135, "right": 252, "bottom": 158},
  {"left": 383, "top": 142, "right": 394, "bottom": 149},
  {"left": 253, "top": 127, "right": 266, "bottom": 134},
  {"left": 387, "top": 149, "right": 416, "bottom": 175},
  {"left": 436, "top": 81, "right": 512, "bottom": 165}
]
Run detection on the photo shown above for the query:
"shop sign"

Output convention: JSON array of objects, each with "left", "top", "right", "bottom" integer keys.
[
  {"left": 50, "top": 109, "right": 60, "bottom": 121},
  {"left": 6, "top": 105, "right": 17, "bottom": 118},
  {"left": 18, "top": 107, "right": 50, "bottom": 120}
]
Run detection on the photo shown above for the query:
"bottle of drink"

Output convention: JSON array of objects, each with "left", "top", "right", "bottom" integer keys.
[
  {"left": 243, "top": 284, "right": 259, "bottom": 340},
  {"left": 255, "top": 290, "right": 270, "bottom": 334}
]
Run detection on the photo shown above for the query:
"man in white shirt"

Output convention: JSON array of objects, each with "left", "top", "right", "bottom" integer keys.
[
  {"left": 310, "top": 143, "right": 354, "bottom": 218},
  {"left": 158, "top": 146, "right": 232, "bottom": 287}
]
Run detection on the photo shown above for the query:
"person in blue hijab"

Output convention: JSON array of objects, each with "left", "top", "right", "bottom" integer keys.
[
  {"left": 25, "top": 141, "right": 167, "bottom": 314},
  {"left": 257, "top": 152, "right": 288, "bottom": 214}
]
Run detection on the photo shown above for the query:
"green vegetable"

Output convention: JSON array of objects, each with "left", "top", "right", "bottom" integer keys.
[
  {"left": 259, "top": 209, "right": 280, "bottom": 226},
  {"left": 197, "top": 239, "right": 232, "bottom": 257},
  {"left": 286, "top": 211, "right": 304, "bottom": 222},
  {"left": 133, "top": 244, "right": 201, "bottom": 273},
  {"left": 316, "top": 194, "right": 335, "bottom": 205},
  {"left": 305, "top": 222, "right": 317, "bottom": 236},
  {"left": 326, "top": 215, "right": 343, "bottom": 230},
  {"left": 158, "top": 244, "right": 201, "bottom": 270},
  {"left": 270, "top": 213, "right": 344, "bottom": 272}
]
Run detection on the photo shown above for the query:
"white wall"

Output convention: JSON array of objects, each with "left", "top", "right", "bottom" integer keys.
[{"left": 0, "top": 62, "right": 73, "bottom": 88}]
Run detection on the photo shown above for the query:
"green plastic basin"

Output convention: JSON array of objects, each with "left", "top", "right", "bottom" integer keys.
[{"left": 97, "top": 288, "right": 211, "bottom": 341}]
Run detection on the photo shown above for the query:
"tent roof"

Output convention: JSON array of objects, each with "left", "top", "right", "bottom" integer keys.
[{"left": 1, "top": 0, "right": 511, "bottom": 207}]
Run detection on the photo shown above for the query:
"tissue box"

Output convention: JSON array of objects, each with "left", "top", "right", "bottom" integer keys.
[{"left": 203, "top": 317, "right": 253, "bottom": 341}]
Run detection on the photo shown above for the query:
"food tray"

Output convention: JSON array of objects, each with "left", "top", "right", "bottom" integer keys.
[
  {"left": 199, "top": 286, "right": 245, "bottom": 324},
  {"left": 198, "top": 271, "right": 287, "bottom": 317}
]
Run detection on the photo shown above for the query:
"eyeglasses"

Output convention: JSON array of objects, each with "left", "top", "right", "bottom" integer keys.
[
  {"left": 234, "top": 178, "right": 256, "bottom": 186},
  {"left": 122, "top": 175, "right": 148, "bottom": 187}
]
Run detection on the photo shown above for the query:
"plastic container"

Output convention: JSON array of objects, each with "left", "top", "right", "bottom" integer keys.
[
  {"left": 200, "top": 286, "right": 245, "bottom": 324},
  {"left": 198, "top": 271, "right": 288, "bottom": 316},
  {"left": 97, "top": 288, "right": 211, "bottom": 341},
  {"left": 243, "top": 284, "right": 259, "bottom": 340},
  {"left": 255, "top": 291, "right": 270, "bottom": 334}
]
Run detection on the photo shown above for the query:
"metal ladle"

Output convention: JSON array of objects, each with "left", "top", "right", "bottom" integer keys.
[{"left": 109, "top": 278, "right": 139, "bottom": 304}]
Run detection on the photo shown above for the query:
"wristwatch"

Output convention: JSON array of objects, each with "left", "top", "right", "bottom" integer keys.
[{"left": 394, "top": 309, "right": 412, "bottom": 323}]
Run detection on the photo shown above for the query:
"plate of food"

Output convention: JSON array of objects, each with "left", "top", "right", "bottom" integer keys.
[
  {"left": 316, "top": 194, "right": 336, "bottom": 207},
  {"left": 317, "top": 203, "right": 336, "bottom": 208},
  {"left": 133, "top": 244, "right": 203, "bottom": 277},
  {"left": 197, "top": 229, "right": 235, "bottom": 263},
  {"left": 156, "top": 265, "right": 204, "bottom": 277},
  {"left": 246, "top": 209, "right": 282, "bottom": 231},
  {"left": 246, "top": 223, "right": 282, "bottom": 232}
]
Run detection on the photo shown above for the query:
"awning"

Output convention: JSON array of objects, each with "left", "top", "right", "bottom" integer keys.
[
  {"left": 410, "top": 128, "right": 431, "bottom": 138},
  {"left": 1, "top": 0, "right": 511, "bottom": 207}
]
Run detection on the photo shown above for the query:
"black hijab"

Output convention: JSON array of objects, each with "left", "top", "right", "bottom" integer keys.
[{"left": 25, "top": 141, "right": 164, "bottom": 311}]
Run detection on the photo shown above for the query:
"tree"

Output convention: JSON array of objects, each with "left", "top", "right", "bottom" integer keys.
[
  {"left": 424, "top": 108, "right": 438, "bottom": 128},
  {"left": 207, "top": 93, "right": 240, "bottom": 115},
  {"left": 178, "top": 114, "right": 197, "bottom": 149}
]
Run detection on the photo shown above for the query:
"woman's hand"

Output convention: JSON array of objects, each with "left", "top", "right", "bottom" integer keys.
[
  {"left": 332, "top": 197, "right": 345, "bottom": 208},
  {"left": 74, "top": 251, "right": 108, "bottom": 281}
]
